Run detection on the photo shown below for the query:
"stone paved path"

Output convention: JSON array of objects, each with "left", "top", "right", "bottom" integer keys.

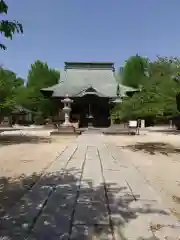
[{"left": 0, "top": 133, "right": 180, "bottom": 239}]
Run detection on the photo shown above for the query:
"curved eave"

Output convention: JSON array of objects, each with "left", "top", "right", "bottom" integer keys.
[
  {"left": 40, "top": 81, "right": 64, "bottom": 92},
  {"left": 40, "top": 88, "right": 54, "bottom": 98},
  {"left": 119, "top": 84, "right": 138, "bottom": 92},
  {"left": 40, "top": 82, "right": 64, "bottom": 97},
  {"left": 111, "top": 98, "right": 122, "bottom": 103},
  {"left": 41, "top": 90, "right": 52, "bottom": 97},
  {"left": 40, "top": 88, "right": 54, "bottom": 93}
]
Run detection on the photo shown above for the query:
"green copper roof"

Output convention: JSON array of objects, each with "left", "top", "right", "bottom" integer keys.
[{"left": 41, "top": 62, "right": 137, "bottom": 98}]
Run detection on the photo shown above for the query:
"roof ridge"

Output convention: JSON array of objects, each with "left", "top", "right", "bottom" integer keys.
[{"left": 65, "top": 62, "right": 115, "bottom": 70}]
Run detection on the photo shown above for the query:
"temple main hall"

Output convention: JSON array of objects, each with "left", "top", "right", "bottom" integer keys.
[{"left": 41, "top": 62, "right": 136, "bottom": 128}]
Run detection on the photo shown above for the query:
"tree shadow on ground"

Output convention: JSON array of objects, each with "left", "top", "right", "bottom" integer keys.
[
  {"left": 123, "top": 142, "right": 180, "bottom": 156},
  {"left": 0, "top": 135, "right": 51, "bottom": 146},
  {"left": 0, "top": 168, "right": 170, "bottom": 239}
]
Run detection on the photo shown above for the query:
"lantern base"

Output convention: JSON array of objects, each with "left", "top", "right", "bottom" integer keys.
[
  {"left": 61, "top": 121, "right": 73, "bottom": 127},
  {"left": 50, "top": 125, "right": 80, "bottom": 135}
]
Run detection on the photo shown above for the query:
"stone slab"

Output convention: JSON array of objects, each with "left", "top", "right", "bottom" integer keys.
[
  {"left": 40, "top": 145, "right": 85, "bottom": 193},
  {"left": 2, "top": 132, "right": 180, "bottom": 239},
  {"left": 104, "top": 146, "right": 161, "bottom": 202},
  {"left": 103, "top": 142, "right": 180, "bottom": 239},
  {"left": 116, "top": 212, "right": 180, "bottom": 240},
  {"left": 116, "top": 199, "right": 179, "bottom": 238},
  {"left": 70, "top": 225, "right": 113, "bottom": 240},
  {"left": 103, "top": 171, "right": 130, "bottom": 192},
  {"left": 31, "top": 191, "right": 77, "bottom": 237},
  {"left": 0, "top": 184, "right": 52, "bottom": 238},
  {"left": 114, "top": 218, "right": 155, "bottom": 239},
  {"left": 73, "top": 145, "right": 110, "bottom": 226},
  {"left": 64, "top": 146, "right": 87, "bottom": 172},
  {"left": 73, "top": 200, "right": 109, "bottom": 225},
  {"left": 81, "top": 147, "right": 103, "bottom": 187},
  {"left": 129, "top": 199, "right": 171, "bottom": 216},
  {"left": 28, "top": 232, "right": 69, "bottom": 240},
  {"left": 46, "top": 144, "right": 78, "bottom": 174},
  {"left": 98, "top": 146, "right": 121, "bottom": 171},
  {"left": 27, "top": 144, "right": 88, "bottom": 237},
  {"left": 119, "top": 168, "right": 161, "bottom": 201}
]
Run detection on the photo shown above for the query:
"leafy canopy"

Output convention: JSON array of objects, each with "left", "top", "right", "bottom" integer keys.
[
  {"left": 0, "top": 67, "right": 25, "bottom": 116},
  {"left": 0, "top": 60, "right": 60, "bottom": 122},
  {"left": 112, "top": 56, "right": 180, "bottom": 122},
  {"left": 122, "top": 54, "right": 149, "bottom": 88},
  {"left": 26, "top": 60, "right": 60, "bottom": 118},
  {"left": 0, "top": 0, "right": 23, "bottom": 50}
]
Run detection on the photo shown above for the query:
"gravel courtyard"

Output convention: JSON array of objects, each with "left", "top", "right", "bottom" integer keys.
[{"left": 0, "top": 130, "right": 180, "bottom": 239}]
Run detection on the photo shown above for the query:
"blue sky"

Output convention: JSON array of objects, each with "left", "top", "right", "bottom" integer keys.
[{"left": 1, "top": 0, "right": 180, "bottom": 79}]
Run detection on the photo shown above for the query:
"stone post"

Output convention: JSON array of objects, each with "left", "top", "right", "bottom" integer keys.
[
  {"left": 169, "top": 119, "right": 173, "bottom": 129},
  {"left": 141, "top": 119, "right": 145, "bottom": 128}
]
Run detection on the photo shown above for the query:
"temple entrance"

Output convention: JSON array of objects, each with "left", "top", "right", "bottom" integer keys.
[{"left": 78, "top": 94, "right": 110, "bottom": 128}]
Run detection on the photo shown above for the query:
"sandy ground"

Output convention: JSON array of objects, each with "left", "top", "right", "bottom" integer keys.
[
  {"left": 1, "top": 130, "right": 180, "bottom": 238},
  {"left": 1, "top": 129, "right": 180, "bottom": 222},
  {"left": 0, "top": 130, "right": 76, "bottom": 214},
  {"left": 105, "top": 131, "right": 180, "bottom": 219}
]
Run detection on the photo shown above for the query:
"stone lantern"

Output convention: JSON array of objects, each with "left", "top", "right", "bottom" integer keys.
[
  {"left": 51, "top": 93, "right": 76, "bottom": 135},
  {"left": 61, "top": 94, "right": 73, "bottom": 127}
]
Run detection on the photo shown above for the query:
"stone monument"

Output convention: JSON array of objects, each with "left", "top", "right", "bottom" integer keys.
[{"left": 51, "top": 94, "right": 78, "bottom": 135}]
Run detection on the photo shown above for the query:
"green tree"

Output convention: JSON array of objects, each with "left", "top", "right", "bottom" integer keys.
[
  {"left": 26, "top": 60, "right": 60, "bottom": 119},
  {"left": 0, "top": 67, "right": 25, "bottom": 117},
  {"left": 0, "top": 0, "right": 23, "bottom": 50},
  {"left": 122, "top": 54, "right": 149, "bottom": 88},
  {"left": 149, "top": 56, "right": 180, "bottom": 117},
  {"left": 112, "top": 56, "right": 180, "bottom": 123},
  {"left": 14, "top": 85, "right": 30, "bottom": 107}
]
